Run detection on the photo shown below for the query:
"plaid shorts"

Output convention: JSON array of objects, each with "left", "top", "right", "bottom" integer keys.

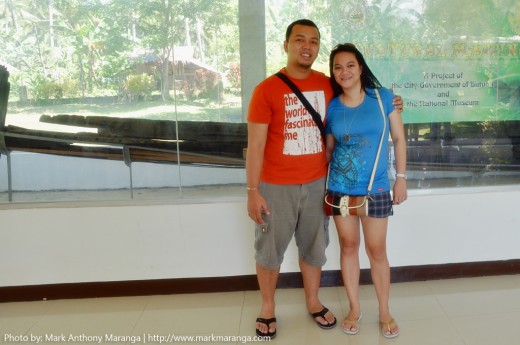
[{"left": 327, "top": 190, "right": 393, "bottom": 218}]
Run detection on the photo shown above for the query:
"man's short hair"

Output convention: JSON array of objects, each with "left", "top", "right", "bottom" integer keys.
[{"left": 285, "top": 19, "right": 320, "bottom": 42}]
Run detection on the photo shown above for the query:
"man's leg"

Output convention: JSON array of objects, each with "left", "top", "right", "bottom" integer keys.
[
  {"left": 297, "top": 178, "right": 336, "bottom": 327},
  {"left": 256, "top": 263, "right": 279, "bottom": 335},
  {"left": 300, "top": 259, "right": 336, "bottom": 326},
  {"left": 254, "top": 182, "right": 298, "bottom": 337}
]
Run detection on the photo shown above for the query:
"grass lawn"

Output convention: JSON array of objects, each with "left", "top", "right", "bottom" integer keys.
[{"left": 6, "top": 96, "right": 243, "bottom": 132}]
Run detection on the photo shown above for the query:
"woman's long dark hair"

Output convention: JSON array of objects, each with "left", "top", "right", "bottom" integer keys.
[{"left": 329, "top": 43, "right": 382, "bottom": 97}]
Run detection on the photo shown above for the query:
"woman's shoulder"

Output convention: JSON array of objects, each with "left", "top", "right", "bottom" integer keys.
[
  {"left": 326, "top": 97, "right": 343, "bottom": 119},
  {"left": 364, "top": 87, "right": 394, "bottom": 105},
  {"left": 366, "top": 86, "right": 393, "bottom": 96},
  {"left": 327, "top": 96, "right": 344, "bottom": 110}
]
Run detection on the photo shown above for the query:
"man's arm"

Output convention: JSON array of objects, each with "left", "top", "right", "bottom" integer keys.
[
  {"left": 246, "top": 122, "right": 270, "bottom": 224},
  {"left": 325, "top": 134, "right": 335, "bottom": 162}
]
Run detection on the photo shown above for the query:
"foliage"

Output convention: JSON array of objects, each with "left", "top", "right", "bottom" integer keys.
[
  {"left": 60, "top": 79, "right": 81, "bottom": 98},
  {"left": 1, "top": 0, "right": 518, "bottom": 122},
  {"left": 0, "top": 0, "right": 239, "bottom": 101},
  {"left": 226, "top": 63, "right": 241, "bottom": 94},
  {"left": 30, "top": 75, "right": 59, "bottom": 101},
  {"left": 125, "top": 73, "right": 155, "bottom": 101},
  {"left": 180, "top": 69, "right": 222, "bottom": 100},
  {"left": 27, "top": 76, "right": 80, "bottom": 101}
]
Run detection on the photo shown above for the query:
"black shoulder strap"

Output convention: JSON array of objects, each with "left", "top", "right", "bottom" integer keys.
[{"left": 275, "top": 72, "right": 326, "bottom": 140}]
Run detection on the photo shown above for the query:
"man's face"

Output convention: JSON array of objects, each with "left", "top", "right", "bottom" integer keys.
[{"left": 284, "top": 24, "right": 320, "bottom": 69}]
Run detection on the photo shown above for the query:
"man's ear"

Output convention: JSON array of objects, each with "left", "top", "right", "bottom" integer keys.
[{"left": 283, "top": 41, "right": 288, "bottom": 53}]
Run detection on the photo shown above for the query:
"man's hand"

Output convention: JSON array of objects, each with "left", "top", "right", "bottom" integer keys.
[
  {"left": 247, "top": 190, "right": 270, "bottom": 225},
  {"left": 392, "top": 93, "right": 404, "bottom": 113}
]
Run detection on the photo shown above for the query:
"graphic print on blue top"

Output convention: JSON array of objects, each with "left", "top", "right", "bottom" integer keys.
[
  {"left": 325, "top": 88, "right": 395, "bottom": 196},
  {"left": 329, "top": 135, "right": 369, "bottom": 191}
]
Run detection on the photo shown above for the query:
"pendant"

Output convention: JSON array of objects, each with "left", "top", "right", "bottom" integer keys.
[{"left": 344, "top": 134, "right": 350, "bottom": 142}]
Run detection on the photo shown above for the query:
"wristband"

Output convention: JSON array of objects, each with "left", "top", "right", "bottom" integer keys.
[{"left": 396, "top": 173, "right": 407, "bottom": 180}]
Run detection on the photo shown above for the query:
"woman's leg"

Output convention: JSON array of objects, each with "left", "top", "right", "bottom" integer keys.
[
  {"left": 361, "top": 216, "right": 399, "bottom": 336},
  {"left": 334, "top": 215, "right": 362, "bottom": 332}
]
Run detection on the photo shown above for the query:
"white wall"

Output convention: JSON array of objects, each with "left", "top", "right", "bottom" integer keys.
[{"left": 1, "top": 186, "right": 519, "bottom": 287}]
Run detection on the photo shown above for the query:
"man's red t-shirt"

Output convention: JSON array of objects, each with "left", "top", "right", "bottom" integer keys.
[{"left": 248, "top": 69, "right": 333, "bottom": 184}]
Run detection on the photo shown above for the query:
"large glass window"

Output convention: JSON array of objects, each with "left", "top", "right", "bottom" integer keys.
[
  {"left": 0, "top": 0, "right": 244, "bottom": 202},
  {"left": 1, "top": 0, "right": 519, "bottom": 204},
  {"left": 265, "top": 0, "right": 520, "bottom": 189}
]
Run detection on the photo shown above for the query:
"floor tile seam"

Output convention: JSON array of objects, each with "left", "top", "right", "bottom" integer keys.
[
  {"left": 447, "top": 309, "right": 520, "bottom": 320},
  {"left": 441, "top": 306, "right": 520, "bottom": 345},
  {"left": 428, "top": 290, "right": 466, "bottom": 340},
  {"left": 445, "top": 314, "right": 489, "bottom": 345},
  {"left": 424, "top": 275, "right": 520, "bottom": 294},
  {"left": 390, "top": 313, "right": 430, "bottom": 322},
  {"left": 433, "top": 291, "right": 520, "bottom": 318},
  {"left": 431, "top": 314, "right": 470, "bottom": 345},
  {"left": 423, "top": 279, "right": 456, "bottom": 321},
  {"left": 235, "top": 291, "right": 247, "bottom": 337},
  {"left": 429, "top": 287, "right": 520, "bottom": 297},
  {"left": 23, "top": 301, "right": 52, "bottom": 337},
  {"left": 129, "top": 295, "right": 152, "bottom": 336}
]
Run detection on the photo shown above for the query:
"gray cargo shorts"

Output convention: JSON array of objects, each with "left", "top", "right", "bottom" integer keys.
[{"left": 254, "top": 177, "right": 329, "bottom": 269}]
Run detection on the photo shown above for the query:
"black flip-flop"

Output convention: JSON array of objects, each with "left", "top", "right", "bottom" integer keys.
[
  {"left": 255, "top": 317, "right": 277, "bottom": 339},
  {"left": 311, "top": 307, "right": 337, "bottom": 329}
]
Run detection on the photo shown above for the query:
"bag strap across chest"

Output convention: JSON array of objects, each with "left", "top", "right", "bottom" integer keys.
[{"left": 275, "top": 72, "right": 326, "bottom": 141}]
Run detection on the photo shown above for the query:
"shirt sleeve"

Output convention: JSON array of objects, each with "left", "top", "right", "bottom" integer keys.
[
  {"left": 247, "top": 83, "right": 273, "bottom": 124},
  {"left": 379, "top": 87, "right": 396, "bottom": 115}
]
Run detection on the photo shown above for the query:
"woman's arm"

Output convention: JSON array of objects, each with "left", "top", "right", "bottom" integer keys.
[{"left": 389, "top": 110, "right": 408, "bottom": 204}]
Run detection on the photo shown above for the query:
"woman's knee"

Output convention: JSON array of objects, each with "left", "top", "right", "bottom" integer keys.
[
  {"left": 365, "top": 244, "right": 387, "bottom": 262},
  {"left": 340, "top": 237, "right": 360, "bottom": 255}
]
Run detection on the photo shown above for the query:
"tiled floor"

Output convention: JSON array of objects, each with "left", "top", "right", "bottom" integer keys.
[{"left": 1, "top": 275, "right": 519, "bottom": 345}]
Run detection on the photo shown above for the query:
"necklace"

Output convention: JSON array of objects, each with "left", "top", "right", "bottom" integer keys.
[{"left": 342, "top": 92, "right": 365, "bottom": 142}]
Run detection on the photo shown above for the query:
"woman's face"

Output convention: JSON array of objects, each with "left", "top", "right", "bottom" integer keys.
[{"left": 332, "top": 51, "right": 362, "bottom": 90}]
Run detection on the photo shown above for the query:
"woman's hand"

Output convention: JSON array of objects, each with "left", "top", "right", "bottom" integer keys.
[{"left": 392, "top": 178, "right": 408, "bottom": 205}]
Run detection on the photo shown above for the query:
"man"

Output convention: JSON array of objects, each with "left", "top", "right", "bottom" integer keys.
[{"left": 246, "top": 19, "right": 402, "bottom": 339}]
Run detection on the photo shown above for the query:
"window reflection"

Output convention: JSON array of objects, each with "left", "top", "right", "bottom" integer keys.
[{"left": 0, "top": 0, "right": 519, "bottom": 204}]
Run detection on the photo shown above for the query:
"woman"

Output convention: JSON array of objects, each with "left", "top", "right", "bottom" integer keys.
[{"left": 325, "top": 43, "right": 407, "bottom": 338}]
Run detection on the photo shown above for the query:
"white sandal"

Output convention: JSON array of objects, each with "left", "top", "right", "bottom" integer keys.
[
  {"left": 342, "top": 313, "right": 362, "bottom": 335},
  {"left": 380, "top": 318, "right": 399, "bottom": 338}
]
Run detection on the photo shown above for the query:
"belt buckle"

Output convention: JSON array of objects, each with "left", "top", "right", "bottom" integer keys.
[{"left": 339, "top": 196, "right": 349, "bottom": 217}]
